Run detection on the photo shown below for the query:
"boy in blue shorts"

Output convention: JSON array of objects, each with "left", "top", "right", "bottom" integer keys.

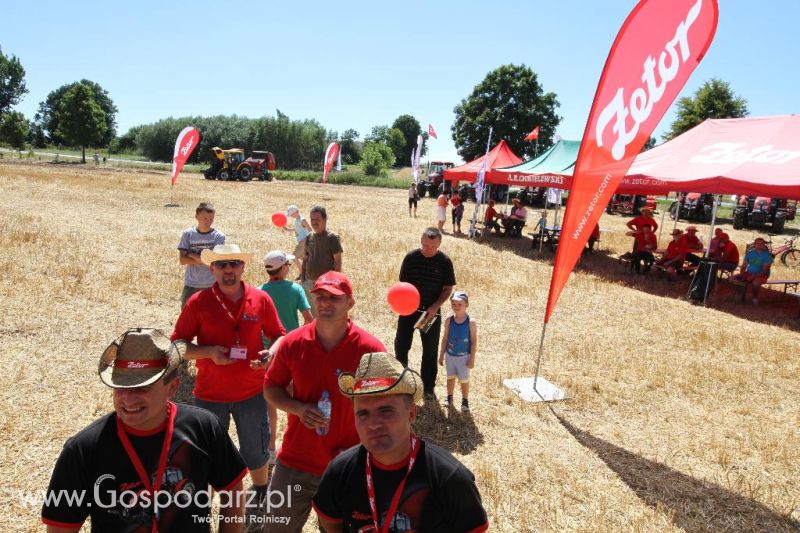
[{"left": 438, "top": 290, "right": 477, "bottom": 412}]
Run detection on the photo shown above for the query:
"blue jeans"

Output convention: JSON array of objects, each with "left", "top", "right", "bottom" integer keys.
[{"left": 194, "top": 392, "right": 270, "bottom": 470}]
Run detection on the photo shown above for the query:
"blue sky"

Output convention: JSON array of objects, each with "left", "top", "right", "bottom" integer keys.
[{"left": 3, "top": 0, "right": 798, "bottom": 164}]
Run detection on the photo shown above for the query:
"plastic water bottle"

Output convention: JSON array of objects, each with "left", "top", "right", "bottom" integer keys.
[{"left": 316, "top": 391, "right": 332, "bottom": 436}]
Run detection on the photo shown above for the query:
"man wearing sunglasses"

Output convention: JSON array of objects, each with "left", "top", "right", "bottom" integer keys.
[{"left": 172, "top": 244, "right": 286, "bottom": 521}]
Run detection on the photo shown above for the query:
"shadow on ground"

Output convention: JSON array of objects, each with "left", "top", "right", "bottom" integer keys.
[
  {"left": 412, "top": 397, "right": 483, "bottom": 455},
  {"left": 552, "top": 413, "right": 799, "bottom": 532}
]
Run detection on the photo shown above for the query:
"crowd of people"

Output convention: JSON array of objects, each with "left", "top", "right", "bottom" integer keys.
[
  {"left": 41, "top": 202, "right": 488, "bottom": 533},
  {"left": 621, "top": 207, "right": 773, "bottom": 303}
]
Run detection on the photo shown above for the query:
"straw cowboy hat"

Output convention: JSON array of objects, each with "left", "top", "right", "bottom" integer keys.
[
  {"left": 670, "top": 228, "right": 683, "bottom": 236},
  {"left": 98, "top": 328, "right": 186, "bottom": 388},
  {"left": 200, "top": 244, "right": 252, "bottom": 265},
  {"left": 338, "top": 352, "right": 424, "bottom": 404}
]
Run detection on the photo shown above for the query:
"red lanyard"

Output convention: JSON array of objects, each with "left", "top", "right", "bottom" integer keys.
[
  {"left": 212, "top": 284, "right": 245, "bottom": 343},
  {"left": 365, "top": 435, "right": 419, "bottom": 533},
  {"left": 116, "top": 402, "right": 177, "bottom": 533}
]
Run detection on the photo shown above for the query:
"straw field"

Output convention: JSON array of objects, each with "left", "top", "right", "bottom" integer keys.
[{"left": 0, "top": 160, "right": 798, "bottom": 532}]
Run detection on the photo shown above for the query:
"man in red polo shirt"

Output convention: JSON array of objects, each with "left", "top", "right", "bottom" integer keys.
[
  {"left": 626, "top": 206, "right": 658, "bottom": 233},
  {"left": 625, "top": 224, "right": 658, "bottom": 274},
  {"left": 172, "top": 244, "right": 286, "bottom": 509},
  {"left": 263, "top": 271, "right": 386, "bottom": 532}
]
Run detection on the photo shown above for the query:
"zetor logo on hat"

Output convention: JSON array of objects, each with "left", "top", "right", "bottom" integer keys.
[
  {"left": 338, "top": 352, "right": 423, "bottom": 404},
  {"left": 311, "top": 271, "right": 353, "bottom": 297},
  {"left": 98, "top": 328, "right": 186, "bottom": 389}
]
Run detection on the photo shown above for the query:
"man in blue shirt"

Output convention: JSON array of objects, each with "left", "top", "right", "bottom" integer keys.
[{"left": 739, "top": 237, "right": 773, "bottom": 305}]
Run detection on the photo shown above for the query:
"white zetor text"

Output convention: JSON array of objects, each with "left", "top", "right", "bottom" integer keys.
[
  {"left": 689, "top": 143, "right": 800, "bottom": 165},
  {"left": 595, "top": 0, "right": 703, "bottom": 161}
]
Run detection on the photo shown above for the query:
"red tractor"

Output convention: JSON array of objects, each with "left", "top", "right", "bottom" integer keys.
[
  {"left": 418, "top": 161, "right": 455, "bottom": 197},
  {"left": 245, "top": 150, "right": 276, "bottom": 181},
  {"left": 732, "top": 196, "right": 796, "bottom": 234},
  {"left": 669, "top": 192, "right": 715, "bottom": 222},
  {"left": 605, "top": 195, "right": 657, "bottom": 216}
]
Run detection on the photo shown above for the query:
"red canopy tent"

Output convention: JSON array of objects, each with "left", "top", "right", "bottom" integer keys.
[
  {"left": 616, "top": 115, "right": 800, "bottom": 198},
  {"left": 443, "top": 140, "right": 523, "bottom": 182}
]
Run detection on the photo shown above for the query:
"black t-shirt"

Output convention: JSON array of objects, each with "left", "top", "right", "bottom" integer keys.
[
  {"left": 313, "top": 441, "right": 488, "bottom": 532},
  {"left": 42, "top": 403, "right": 247, "bottom": 532},
  {"left": 399, "top": 250, "right": 456, "bottom": 310}
]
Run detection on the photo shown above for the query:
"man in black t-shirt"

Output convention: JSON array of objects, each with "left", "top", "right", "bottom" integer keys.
[
  {"left": 394, "top": 227, "right": 456, "bottom": 399},
  {"left": 41, "top": 328, "right": 248, "bottom": 532},
  {"left": 313, "top": 352, "right": 488, "bottom": 532}
]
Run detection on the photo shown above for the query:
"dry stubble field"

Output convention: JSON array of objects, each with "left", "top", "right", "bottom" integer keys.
[{"left": 0, "top": 160, "right": 798, "bottom": 532}]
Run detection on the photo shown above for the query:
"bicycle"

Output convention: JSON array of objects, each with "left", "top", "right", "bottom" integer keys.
[{"left": 759, "top": 235, "right": 800, "bottom": 268}]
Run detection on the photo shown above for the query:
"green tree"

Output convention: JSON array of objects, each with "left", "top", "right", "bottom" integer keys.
[
  {"left": 36, "top": 80, "right": 117, "bottom": 146},
  {"left": 55, "top": 84, "right": 107, "bottom": 163},
  {"left": 365, "top": 125, "right": 405, "bottom": 166},
  {"left": 391, "top": 114, "right": 425, "bottom": 166},
  {"left": 340, "top": 128, "right": 362, "bottom": 164},
  {"left": 664, "top": 78, "right": 748, "bottom": 140},
  {"left": 361, "top": 142, "right": 395, "bottom": 176},
  {"left": 0, "top": 111, "right": 29, "bottom": 149},
  {"left": 452, "top": 64, "right": 561, "bottom": 161},
  {"left": 0, "top": 47, "right": 27, "bottom": 115}
]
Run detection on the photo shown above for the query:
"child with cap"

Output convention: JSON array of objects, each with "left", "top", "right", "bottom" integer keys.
[
  {"left": 438, "top": 290, "right": 477, "bottom": 412},
  {"left": 283, "top": 205, "right": 312, "bottom": 279},
  {"left": 260, "top": 250, "right": 313, "bottom": 464}
]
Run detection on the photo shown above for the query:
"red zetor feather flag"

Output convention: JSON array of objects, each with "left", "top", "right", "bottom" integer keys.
[
  {"left": 524, "top": 125, "right": 540, "bottom": 141},
  {"left": 322, "top": 142, "right": 340, "bottom": 183},
  {"left": 171, "top": 126, "right": 200, "bottom": 185},
  {"left": 545, "top": 0, "right": 718, "bottom": 324},
  {"left": 428, "top": 124, "right": 437, "bottom": 139}
]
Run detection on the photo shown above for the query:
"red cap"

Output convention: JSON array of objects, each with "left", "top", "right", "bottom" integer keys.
[
  {"left": 719, "top": 233, "right": 729, "bottom": 241},
  {"left": 311, "top": 271, "right": 353, "bottom": 297}
]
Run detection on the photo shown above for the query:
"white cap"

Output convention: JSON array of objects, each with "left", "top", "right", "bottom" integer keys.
[
  {"left": 264, "top": 250, "right": 295, "bottom": 270},
  {"left": 286, "top": 205, "right": 299, "bottom": 216},
  {"left": 450, "top": 290, "right": 469, "bottom": 303}
]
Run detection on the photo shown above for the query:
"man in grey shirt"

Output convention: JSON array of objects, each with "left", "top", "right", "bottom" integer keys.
[
  {"left": 177, "top": 202, "right": 226, "bottom": 307},
  {"left": 301, "top": 205, "right": 343, "bottom": 316}
]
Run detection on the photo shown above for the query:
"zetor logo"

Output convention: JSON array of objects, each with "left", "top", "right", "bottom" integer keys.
[
  {"left": 596, "top": 0, "right": 704, "bottom": 161},
  {"left": 180, "top": 137, "right": 195, "bottom": 157}
]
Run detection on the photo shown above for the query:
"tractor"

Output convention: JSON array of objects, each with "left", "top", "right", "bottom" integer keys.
[
  {"left": 417, "top": 161, "right": 455, "bottom": 198},
  {"left": 203, "top": 147, "right": 275, "bottom": 181},
  {"left": 732, "top": 196, "right": 797, "bottom": 234},
  {"left": 669, "top": 192, "right": 715, "bottom": 222},
  {"left": 605, "top": 195, "right": 657, "bottom": 216},
  {"left": 245, "top": 150, "right": 276, "bottom": 181}
]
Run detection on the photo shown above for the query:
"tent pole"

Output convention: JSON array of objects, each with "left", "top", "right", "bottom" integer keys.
[
  {"left": 705, "top": 195, "right": 720, "bottom": 259},
  {"left": 658, "top": 193, "right": 669, "bottom": 243},
  {"left": 700, "top": 195, "right": 721, "bottom": 306},
  {"left": 672, "top": 194, "right": 680, "bottom": 233},
  {"left": 539, "top": 199, "right": 548, "bottom": 254}
]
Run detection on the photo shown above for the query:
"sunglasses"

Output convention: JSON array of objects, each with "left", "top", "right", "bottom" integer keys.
[{"left": 213, "top": 260, "right": 243, "bottom": 268}]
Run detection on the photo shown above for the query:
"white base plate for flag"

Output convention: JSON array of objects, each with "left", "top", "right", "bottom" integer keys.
[{"left": 503, "top": 376, "right": 566, "bottom": 403}]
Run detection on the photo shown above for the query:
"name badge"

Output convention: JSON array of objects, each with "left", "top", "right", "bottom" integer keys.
[{"left": 229, "top": 346, "right": 248, "bottom": 360}]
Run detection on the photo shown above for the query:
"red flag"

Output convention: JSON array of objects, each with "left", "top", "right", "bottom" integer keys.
[
  {"left": 322, "top": 142, "right": 340, "bottom": 183},
  {"left": 544, "top": 0, "right": 718, "bottom": 323},
  {"left": 171, "top": 126, "right": 200, "bottom": 185},
  {"left": 428, "top": 124, "right": 437, "bottom": 139},
  {"left": 524, "top": 125, "right": 540, "bottom": 141}
]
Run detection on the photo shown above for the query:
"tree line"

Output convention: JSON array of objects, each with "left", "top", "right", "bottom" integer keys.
[{"left": 1, "top": 44, "right": 749, "bottom": 172}]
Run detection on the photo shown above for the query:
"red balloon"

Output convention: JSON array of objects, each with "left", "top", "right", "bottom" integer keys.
[
  {"left": 271, "top": 212, "right": 287, "bottom": 227},
  {"left": 387, "top": 282, "right": 420, "bottom": 316}
]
